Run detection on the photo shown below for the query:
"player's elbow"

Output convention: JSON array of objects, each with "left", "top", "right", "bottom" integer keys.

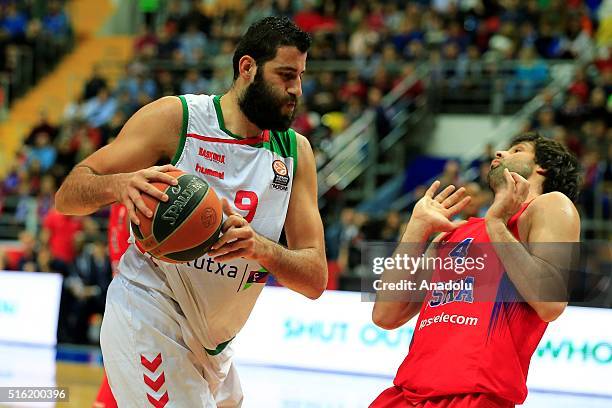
[
  {"left": 54, "top": 189, "right": 70, "bottom": 214},
  {"left": 306, "top": 266, "right": 328, "bottom": 300},
  {"left": 535, "top": 302, "right": 566, "bottom": 322},
  {"left": 54, "top": 189, "right": 79, "bottom": 216},
  {"left": 372, "top": 306, "right": 402, "bottom": 330}
]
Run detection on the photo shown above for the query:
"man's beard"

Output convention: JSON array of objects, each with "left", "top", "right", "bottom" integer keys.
[
  {"left": 238, "top": 71, "right": 297, "bottom": 131},
  {"left": 487, "top": 161, "right": 533, "bottom": 192}
]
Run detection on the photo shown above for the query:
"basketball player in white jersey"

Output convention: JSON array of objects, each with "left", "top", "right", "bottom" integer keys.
[{"left": 55, "top": 17, "right": 327, "bottom": 407}]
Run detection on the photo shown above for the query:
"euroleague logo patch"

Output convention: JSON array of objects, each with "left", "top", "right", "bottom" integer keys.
[{"left": 271, "top": 160, "right": 290, "bottom": 191}]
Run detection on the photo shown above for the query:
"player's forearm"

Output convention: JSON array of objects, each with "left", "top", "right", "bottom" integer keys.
[
  {"left": 373, "top": 221, "right": 432, "bottom": 329},
  {"left": 378, "top": 221, "right": 430, "bottom": 292},
  {"left": 55, "top": 166, "right": 119, "bottom": 215},
  {"left": 258, "top": 241, "right": 327, "bottom": 300},
  {"left": 485, "top": 218, "right": 567, "bottom": 322}
]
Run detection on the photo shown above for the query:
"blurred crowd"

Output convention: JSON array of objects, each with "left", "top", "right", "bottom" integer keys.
[
  {"left": 0, "top": 0, "right": 611, "bottom": 339},
  {"left": 0, "top": 0, "right": 72, "bottom": 108},
  {"left": 124, "top": 0, "right": 608, "bottom": 140}
]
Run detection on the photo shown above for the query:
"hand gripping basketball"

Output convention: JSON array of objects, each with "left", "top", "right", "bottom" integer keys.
[
  {"left": 207, "top": 199, "right": 267, "bottom": 262},
  {"left": 113, "top": 164, "right": 181, "bottom": 226}
]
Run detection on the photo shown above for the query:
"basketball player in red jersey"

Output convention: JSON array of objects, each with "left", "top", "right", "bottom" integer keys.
[
  {"left": 371, "top": 132, "right": 580, "bottom": 407},
  {"left": 93, "top": 203, "right": 127, "bottom": 408}
]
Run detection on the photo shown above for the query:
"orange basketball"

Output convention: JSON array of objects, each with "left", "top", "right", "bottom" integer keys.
[{"left": 131, "top": 170, "right": 222, "bottom": 263}]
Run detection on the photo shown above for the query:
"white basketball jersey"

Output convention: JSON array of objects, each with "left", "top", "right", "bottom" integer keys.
[{"left": 119, "top": 94, "right": 297, "bottom": 351}]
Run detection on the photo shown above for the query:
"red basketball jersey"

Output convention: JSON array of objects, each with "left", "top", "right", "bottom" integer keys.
[
  {"left": 394, "top": 203, "right": 547, "bottom": 405},
  {"left": 108, "top": 203, "right": 130, "bottom": 276}
]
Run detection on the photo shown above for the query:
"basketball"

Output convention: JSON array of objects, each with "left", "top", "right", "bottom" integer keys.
[{"left": 131, "top": 170, "right": 222, "bottom": 263}]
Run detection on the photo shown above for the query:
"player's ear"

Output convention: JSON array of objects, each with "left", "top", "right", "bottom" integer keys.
[
  {"left": 535, "top": 166, "right": 547, "bottom": 176},
  {"left": 239, "top": 56, "right": 256, "bottom": 81}
]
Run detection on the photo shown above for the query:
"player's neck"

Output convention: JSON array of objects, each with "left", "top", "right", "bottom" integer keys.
[
  {"left": 219, "top": 91, "right": 263, "bottom": 138},
  {"left": 525, "top": 178, "right": 543, "bottom": 202}
]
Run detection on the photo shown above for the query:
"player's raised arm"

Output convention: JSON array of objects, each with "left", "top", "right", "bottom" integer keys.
[
  {"left": 372, "top": 181, "right": 471, "bottom": 330},
  {"left": 55, "top": 96, "right": 182, "bottom": 224},
  {"left": 485, "top": 172, "right": 580, "bottom": 322}
]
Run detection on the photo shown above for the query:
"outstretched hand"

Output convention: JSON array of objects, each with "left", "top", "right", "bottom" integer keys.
[{"left": 409, "top": 180, "right": 471, "bottom": 236}]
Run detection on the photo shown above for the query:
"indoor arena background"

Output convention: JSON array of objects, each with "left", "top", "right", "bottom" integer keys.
[{"left": 0, "top": 0, "right": 610, "bottom": 407}]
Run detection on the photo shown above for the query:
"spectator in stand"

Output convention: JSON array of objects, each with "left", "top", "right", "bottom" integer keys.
[
  {"left": 164, "top": 0, "right": 186, "bottom": 34},
  {"left": 66, "top": 240, "right": 112, "bottom": 344},
  {"left": 557, "top": 93, "right": 588, "bottom": 130},
  {"left": 457, "top": 45, "right": 483, "bottom": 90},
  {"left": 42, "top": 207, "right": 83, "bottom": 264},
  {"left": 568, "top": 67, "right": 592, "bottom": 104},
  {"left": 438, "top": 160, "right": 462, "bottom": 191},
  {"left": 100, "top": 110, "right": 127, "bottom": 145},
  {"left": 35, "top": 246, "right": 69, "bottom": 275},
  {"left": 311, "top": 71, "right": 340, "bottom": 113},
  {"left": 24, "top": 109, "right": 58, "bottom": 145},
  {"left": 53, "top": 135, "right": 77, "bottom": 177},
  {"left": 561, "top": 13, "right": 595, "bottom": 60},
  {"left": 380, "top": 211, "right": 402, "bottom": 242},
  {"left": 368, "top": 87, "right": 391, "bottom": 139},
  {"left": 80, "top": 87, "right": 118, "bottom": 129},
  {"left": 27, "top": 131, "right": 57, "bottom": 171},
  {"left": 533, "top": 107, "right": 557, "bottom": 139},
  {"left": 535, "top": 21, "right": 562, "bottom": 59},
  {"left": 507, "top": 46, "right": 548, "bottom": 100},
  {"left": 13, "top": 180, "right": 34, "bottom": 225},
  {"left": 274, "top": 0, "right": 294, "bottom": 18},
  {"left": 1, "top": 2, "right": 27, "bottom": 41},
  {"left": 180, "top": 68, "right": 209, "bottom": 95},
  {"left": 37, "top": 175, "right": 55, "bottom": 220},
  {"left": 293, "top": 0, "right": 324, "bottom": 33},
  {"left": 155, "top": 69, "right": 177, "bottom": 97},
  {"left": 244, "top": 0, "right": 274, "bottom": 29},
  {"left": 488, "top": 22, "right": 516, "bottom": 60},
  {"left": 180, "top": 0, "right": 211, "bottom": 36},
  {"left": 133, "top": 24, "right": 158, "bottom": 59},
  {"left": 156, "top": 25, "right": 180, "bottom": 60},
  {"left": 178, "top": 22, "right": 206, "bottom": 64},
  {"left": 588, "top": 87, "right": 608, "bottom": 123},
  {"left": 459, "top": 182, "right": 493, "bottom": 219},
  {"left": 116, "top": 62, "right": 157, "bottom": 107},
  {"left": 210, "top": 39, "right": 235, "bottom": 69},
  {"left": 42, "top": 0, "right": 71, "bottom": 42},
  {"left": 207, "top": 66, "right": 232, "bottom": 95},
  {"left": 16, "top": 231, "right": 37, "bottom": 271},
  {"left": 83, "top": 64, "right": 109, "bottom": 101},
  {"left": 339, "top": 69, "right": 367, "bottom": 103},
  {"left": 349, "top": 19, "right": 379, "bottom": 60}
]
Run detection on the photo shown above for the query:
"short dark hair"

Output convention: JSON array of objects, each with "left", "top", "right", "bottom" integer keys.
[
  {"left": 232, "top": 16, "right": 311, "bottom": 80},
  {"left": 510, "top": 131, "right": 580, "bottom": 202}
]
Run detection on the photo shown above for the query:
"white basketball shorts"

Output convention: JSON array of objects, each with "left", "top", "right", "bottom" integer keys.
[{"left": 100, "top": 274, "right": 243, "bottom": 407}]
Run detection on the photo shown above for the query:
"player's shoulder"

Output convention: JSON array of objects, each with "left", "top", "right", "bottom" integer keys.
[
  {"left": 138, "top": 96, "right": 184, "bottom": 121},
  {"left": 292, "top": 130, "right": 313, "bottom": 153},
  {"left": 529, "top": 192, "right": 577, "bottom": 213},
  {"left": 525, "top": 192, "right": 579, "bottom": 224}
]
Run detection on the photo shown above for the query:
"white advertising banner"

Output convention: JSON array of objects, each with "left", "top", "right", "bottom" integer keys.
[
  {"left": 0, "top": 271, "right": 63, "bottom": 347},
  {"left": 233, "top": 287, "right": 612, "bottom": 398}
]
